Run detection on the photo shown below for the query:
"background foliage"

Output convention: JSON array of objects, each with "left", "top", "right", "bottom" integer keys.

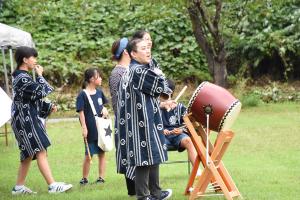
[
  {"left": 0, "top": 0, "right": 299, "bottom": 89},
  {"left": 0, "top": 0, "right": 209, "bottom": 88}
]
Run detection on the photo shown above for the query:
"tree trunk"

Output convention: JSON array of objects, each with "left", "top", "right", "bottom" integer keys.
[
  {"left": 213, "top": 60, "right": 227, "bottom": 87},
  {"left": 187, "top": 0, "right": 227, "bottom": 87}
]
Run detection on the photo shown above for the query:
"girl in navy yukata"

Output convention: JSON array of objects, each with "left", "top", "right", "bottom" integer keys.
[
  {"left": 11, "top": 46, "right": 72, "bottom": 195},
  {"left": 109, "top": 38, "right": 136, "bottom": 197},
  {"left": 76, "top": 68, "right": 109, "bottom": 185},
  {"left": 117, "top": 39, "right": 172, "bottom": 200}
]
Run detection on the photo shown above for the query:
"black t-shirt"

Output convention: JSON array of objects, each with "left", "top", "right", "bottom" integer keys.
[{"left": 76, "top": 89, "right": 108, "bottom": 142}]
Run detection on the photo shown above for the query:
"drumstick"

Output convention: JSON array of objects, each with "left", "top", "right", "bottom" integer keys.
[
  {"left": 84, "top": 138, "right": 92, "bottom": 164},
  {"left": 167, "top": 85, "right": 188, "bottom": 112},
  {"left": 174, "top": 85, "right": 187, "bottom": 102}
]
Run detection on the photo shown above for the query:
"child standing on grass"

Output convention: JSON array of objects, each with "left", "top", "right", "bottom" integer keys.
[
  {"left": 11, "top": 46, "right": 72, "bottom": 195},
  {"left": 76, "top": 67, "right": 109, "bottom": 185}
]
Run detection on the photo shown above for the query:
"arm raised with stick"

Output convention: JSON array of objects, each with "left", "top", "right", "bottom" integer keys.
[{"left": 166, "top": 85, "right": 188, "bottom": 112}]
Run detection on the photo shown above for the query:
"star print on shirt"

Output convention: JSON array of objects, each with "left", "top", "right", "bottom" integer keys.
[{"left": 105, "top": 124, "right": 112, "bottom": 137}]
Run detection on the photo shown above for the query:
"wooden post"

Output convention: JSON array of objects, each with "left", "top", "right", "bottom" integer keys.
[{"left": 183, "top": 113, "right": 241, "bottom": 200}]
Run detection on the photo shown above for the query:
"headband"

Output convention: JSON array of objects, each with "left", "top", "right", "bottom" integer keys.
[{"left": 115, "top": 37, "right": 128, "bottom": 59}]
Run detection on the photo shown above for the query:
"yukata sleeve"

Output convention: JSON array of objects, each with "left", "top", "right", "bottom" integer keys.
[
  {"left": 19, "top": 75, "right": 54, "bottom": 101},
  {"left": 37, "top": 99, "right": 53, "bottom": 119},
  {"left": 131, "top": 65, "right": 166, "bottom": 97}
]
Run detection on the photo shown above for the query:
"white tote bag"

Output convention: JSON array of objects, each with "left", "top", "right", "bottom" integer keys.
[
  {"left": 95, "top": 116, "right": 113, "bottom": 151},
  {"left": 84, "top": 90, "right": 114, "bottom": 152}
]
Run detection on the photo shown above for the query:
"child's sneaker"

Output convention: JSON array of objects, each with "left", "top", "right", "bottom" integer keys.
[
  {"left": 95, "top": 177, "right": 105, "bottom": 184},
  {"left": 12, "top": 185, "right": 37, "bottom": 195},
  {"left": 79, "top": 178, "right": 88, "bottom": 185},
  {"left": 48, "top": 182, "right": 72, "bottom": 194}
]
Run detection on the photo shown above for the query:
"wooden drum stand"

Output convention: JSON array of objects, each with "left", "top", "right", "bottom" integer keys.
[{"left": 183, "top": 113, "right": 242, "bottom": 200}]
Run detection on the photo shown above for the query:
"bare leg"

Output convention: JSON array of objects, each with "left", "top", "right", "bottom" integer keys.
[
  {"left": 97, "top": 152, "right": 106, "bottom": 178},
  {"left": 180, "top": 137, "right": 197, "bottom": 166},
  {"left": 82, "top": 155, "right": 91, "bottom": 178},
  {"left": 36, "top": 150, "right": 55, "bottom": 185},
  {"left": 16, "top": 157, "right": 32, "bottom": 185}
]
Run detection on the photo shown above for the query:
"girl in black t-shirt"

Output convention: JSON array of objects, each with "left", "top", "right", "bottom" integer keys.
[{"left": 76, "top": 68, "right": 108, "bottom": 185}]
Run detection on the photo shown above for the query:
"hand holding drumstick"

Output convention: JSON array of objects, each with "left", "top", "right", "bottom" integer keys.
[
  {"left": 166, "top": 85, "right": 188, "bottom": 112},
  {"left": 84, "top": 137, "right": 92, "bottom": 164}
]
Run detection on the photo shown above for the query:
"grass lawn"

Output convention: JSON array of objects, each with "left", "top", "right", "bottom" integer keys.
[{"left": 0, "top": 103, "right": 299, "bottom": 200}]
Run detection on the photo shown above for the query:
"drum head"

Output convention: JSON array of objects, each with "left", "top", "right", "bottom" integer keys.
[{"left": 187, "top": 82, "right": 241, "bottom": 132}]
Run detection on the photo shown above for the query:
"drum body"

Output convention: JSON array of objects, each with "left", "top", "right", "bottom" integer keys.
[{"left": 187, "top": 82, "right": 241, "bottom": 132}]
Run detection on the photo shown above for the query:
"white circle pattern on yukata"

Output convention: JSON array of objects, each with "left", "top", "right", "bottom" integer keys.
[
  {"left": 19, "top": 130, "right": 24, "bottom": 136},
  {"left": 122, "top": 159, "right": 127, "bottom": 165},
  {"left": 128, "top": 131, "right": 132, "bottom": 137},
  {"left": 141, "top": 141, "right": 146, "bottom": 147},
  {"left": 127, "top": 113, "right": 131, "bottom": 119},
  {"left": 156, "top": 87, "right": 163, "bottom": 93},
  {"left": 122, "top": 82, "right": 127, "bottom": 89},
  {"left": 129, "top": 151, "right": 134, "bottom": 157},
  {"left": 22, "top": 78, "right": 28, "bottom": 83},
  {"left": 142, "top": 161, "right": 148, "bottom": 166},
  {"left": 136, "top": 67, "right": 142, "bottom": 74},
  {"left": 157, "top": 124, "right": 163, "bottom": 130},
  {"left": 137, "top": 103, "right": 142, "bottom": 109},
  {"left": 139, "top": 121, "right": 144, "bottom": 127},
  {"left": 120, "top": 139, "right": 126, "bottom": 145},
  {"left": 120, "top": 118, "right": 125, "bottom": 125}
]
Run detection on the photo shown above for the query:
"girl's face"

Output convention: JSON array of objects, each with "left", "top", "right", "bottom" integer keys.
[
  {"left": 90, "top": 72, "right": 102, "bottom": 86},
  {"left": 23, "top": 56, "right": 37, "bottom": 70},
  {"left": 142, "top": 33, "right": 152, "bottom": 49}
]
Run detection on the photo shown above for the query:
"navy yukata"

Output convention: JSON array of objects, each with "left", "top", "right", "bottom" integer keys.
[
  {"left": 116, "top": 61, "right": 169, "bottom": 169},
  {"left": 11, "top": 70, "right": 54, "bottom": 161},
  {"left": 160, "top": 103, "right": 189, "bottom": 152},
  {"left": 109, "top": 66, "right": 136, "bottom": 179}
]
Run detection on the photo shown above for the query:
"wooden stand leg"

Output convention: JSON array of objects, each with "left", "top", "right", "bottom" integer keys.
[{"left": 183, "top": 113, "right": 241, "bottom": 200}]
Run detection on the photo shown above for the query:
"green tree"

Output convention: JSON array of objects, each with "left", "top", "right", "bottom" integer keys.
[{"left": 186, "top": 0, "right": 227, "bottom": 87}]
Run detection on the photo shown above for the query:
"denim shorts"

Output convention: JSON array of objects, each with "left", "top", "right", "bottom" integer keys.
[
  {"left": 165, "top": 132, "right": 189, "bottom": 152},
  {"left": 85, "top": 141, "right": 104, "bottom": 156}
]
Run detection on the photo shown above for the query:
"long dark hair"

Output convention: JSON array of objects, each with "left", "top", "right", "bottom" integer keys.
[
  {"left": 82, "top": 67, "right": 101, "bottom": 89},
  {"left": 111, "top": 39, "right": 121, "bottom": 61},
  {"left": 15, "top": 46, "right": 38, "bottom": 69}
]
